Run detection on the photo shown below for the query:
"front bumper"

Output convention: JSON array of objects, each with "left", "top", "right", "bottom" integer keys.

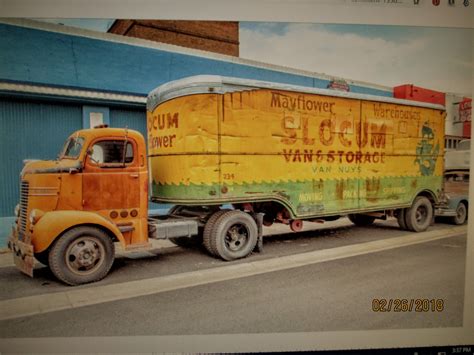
[
  {"left": 435, "top": 207, "right": 457, "bottom": 217},
  {"left": 7, "top": 227, "right": 34, "bottom": 277}
]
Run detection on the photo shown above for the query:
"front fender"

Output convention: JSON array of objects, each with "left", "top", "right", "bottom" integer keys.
[
  {"left": 448, "top": 197, "right": 468, "bottom": 209},
  {"left": 31, "top": 210, "right": 125, "bottom": 253}
]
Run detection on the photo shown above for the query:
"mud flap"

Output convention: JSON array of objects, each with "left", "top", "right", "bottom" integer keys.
[{"left": 8, "top": 236, "right": 34, "bottom": 277}]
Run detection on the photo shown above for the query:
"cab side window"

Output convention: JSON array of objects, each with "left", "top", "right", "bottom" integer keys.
[{"left": 89, "top": 140, "right": 134, "bottom": 165}]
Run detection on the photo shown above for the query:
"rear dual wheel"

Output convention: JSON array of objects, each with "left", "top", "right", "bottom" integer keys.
[
  {"left": 204, "top": 210, "right": 258, "bottom": 261},
  {"left": 203, "top": 209, "right": 231, "bottom": 256},
  {"left": 397, "top": 208, "right": 407, "bottom": 230}
]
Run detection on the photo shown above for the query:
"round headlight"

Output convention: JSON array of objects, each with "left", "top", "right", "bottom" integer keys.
[{"left": 29, "top": 209, "right": 44, "bottom": 225}]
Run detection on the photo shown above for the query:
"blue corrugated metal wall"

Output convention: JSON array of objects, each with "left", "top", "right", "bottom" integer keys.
[
  {"left": 0, "top": 98, "right": 83, "bottom": 217},
  {"left": 0, "top": 103, "right": 153, "bottom": 217},
  {"left": 110, "top": 108, "right": 147, "bottom": 135}
]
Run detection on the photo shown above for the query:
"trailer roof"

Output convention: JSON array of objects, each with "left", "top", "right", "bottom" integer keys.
[{"left": 147, "top": 75, "right": 446, "bottom": 112}]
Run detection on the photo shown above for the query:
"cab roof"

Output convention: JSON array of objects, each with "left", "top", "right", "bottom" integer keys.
[{"left": 71, "top": 127, "right": 144, "bottom": 142}]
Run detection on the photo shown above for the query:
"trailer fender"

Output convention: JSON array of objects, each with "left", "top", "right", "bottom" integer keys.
[
  {"left": 30, "top": 210, "right": 125, "bottom": 253},
  {"left": 412, "top": 189, "right": 439, "bottom": 205}
]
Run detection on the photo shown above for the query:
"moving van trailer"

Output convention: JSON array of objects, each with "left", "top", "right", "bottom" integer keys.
[{"left": 8, "top": 75, "right": 446, "bottom": 285}]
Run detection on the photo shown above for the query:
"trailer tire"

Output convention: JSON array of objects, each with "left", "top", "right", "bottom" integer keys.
[
  {"left": 348, "top": 214, "right": 376, "bottom": 226},
  {"left": 397, "top": 209, "right": 407, "bottom": 230},
  {"left": 203, "top": 209, "right": 231, "bottom": 256},
  {"left": 450, "top": 202, "right": 467, "bottom": 225},
  {"left": 405, "top": 196, "right": 433, "bottom": 232},
  {"left": 210, "top": 210, "right": 258, "bottom": 261},
  {"left": 49, "top": 226, "right": 115, "bottom": 286}
]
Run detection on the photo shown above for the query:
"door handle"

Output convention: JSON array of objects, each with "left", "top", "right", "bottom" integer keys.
[{"left": 130, "top": 173, "right": 139, "bottom": 178}]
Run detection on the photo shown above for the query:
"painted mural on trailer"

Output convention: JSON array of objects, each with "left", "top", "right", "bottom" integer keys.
[{"left": 147, "top": 89, "right": 445, "bottom": 218}]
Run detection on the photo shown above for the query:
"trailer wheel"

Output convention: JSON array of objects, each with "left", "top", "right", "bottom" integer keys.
[
  {"left": 405, "top": 196, "right": 433, "bottom": 232},
  {"left": 210, "top": 210, "right": 258, "bottom": 261},
  {"left": 348, "top": 214, "right": 376, "bottom": 226},
  {"left": 203, "top": 209, "right": 231, "bottom": 256},
  {"left": 397, "top": 209, "right": 407, "bottom": 230},
  {"left": 49, "top": 226, "right": 115, "bottom": 286},
  {"left": 450, "top": 202, "right": 467, "bottom": 225}
]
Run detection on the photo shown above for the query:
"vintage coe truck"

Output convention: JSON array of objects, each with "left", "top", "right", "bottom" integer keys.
[{"left": 8, "top": 76, "right": 446, "bottom": 285}]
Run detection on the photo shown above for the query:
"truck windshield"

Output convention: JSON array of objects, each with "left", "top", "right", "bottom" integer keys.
[{"left": 61, "top": 137, "right": 85, "bottom": 159}]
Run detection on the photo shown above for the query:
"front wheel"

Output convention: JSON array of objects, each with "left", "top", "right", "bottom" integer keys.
[
  {"left": 405, "top": 196, "right": 433, "bottom": 232},
  {"left": 450, "top": 202, "right": 467, "bottom": 225},
  {"left": 49, "top": 226, "right": 115, "bottom": 286}
]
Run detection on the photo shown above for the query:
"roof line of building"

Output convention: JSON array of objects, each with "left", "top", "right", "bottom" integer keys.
[
  {"left": 0, "top": 18, "right": 393, "bottom": 93},
  {"left": 0, "top": 81, "right": 147, "bottom": 105}
]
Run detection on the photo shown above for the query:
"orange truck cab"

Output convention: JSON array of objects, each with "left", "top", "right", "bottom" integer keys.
[{"left": 8, "top": 126, "right": 200, "bottom": 285}]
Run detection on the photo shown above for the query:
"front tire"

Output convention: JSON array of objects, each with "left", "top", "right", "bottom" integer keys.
[
  {"left": 209, "top": 210, "right": 258, "bottom": 261},
  {"left": 405, "top": 196, "right": 433, "bottom": 232},
  {"left": 49, "top": 226, "right": 115, "bottom": 286},
  {"left": 451, "top": 202, "right": 467, "bottom": 225}
]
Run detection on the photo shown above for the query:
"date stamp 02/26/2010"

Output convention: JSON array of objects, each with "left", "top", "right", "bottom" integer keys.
[{"left": 372, "top": 299, "right": 445, "bottom": 313}]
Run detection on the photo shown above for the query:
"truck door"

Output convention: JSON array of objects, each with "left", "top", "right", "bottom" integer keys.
[{"left": 82, "top": 137, "right": 140, "bottom": 211}]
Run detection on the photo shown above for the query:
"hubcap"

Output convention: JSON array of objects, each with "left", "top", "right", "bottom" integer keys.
[
  {"left": 65, "top": 236, "right": 105, "bottom": 275},
  {"left": 224, "top": 224, "right": 249, "bottom": 252}
]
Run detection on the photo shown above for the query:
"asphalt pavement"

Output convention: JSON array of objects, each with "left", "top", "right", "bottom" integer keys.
[{"left": 0, "top": 218, "right": 467, "bottom": 338}]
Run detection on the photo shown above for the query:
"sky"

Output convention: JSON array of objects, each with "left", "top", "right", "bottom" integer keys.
[
  {"left": 37, "top": 19, "right": 473, "bottom": 95},
  {"left": 239, "top": 22, "right": 473, "bottom": 95}
]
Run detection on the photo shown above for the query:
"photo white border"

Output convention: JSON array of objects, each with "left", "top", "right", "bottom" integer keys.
[{"left": 0, "top": 0, "right": 473, "bottom": 352}]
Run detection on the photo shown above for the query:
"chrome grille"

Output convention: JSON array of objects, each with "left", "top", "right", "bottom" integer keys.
[{"left": 18, "top": 180, "right": 29, "bottom": 240}]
